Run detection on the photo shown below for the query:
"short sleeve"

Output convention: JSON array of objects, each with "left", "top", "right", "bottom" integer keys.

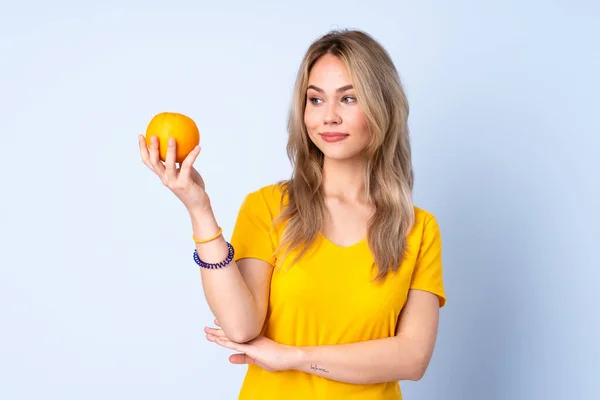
[
  {"left": 410, "top": 215, "right": 447, "bottom": 307},
  {"left": 229, "top": 190, "right": 277, "bottom": 267}
]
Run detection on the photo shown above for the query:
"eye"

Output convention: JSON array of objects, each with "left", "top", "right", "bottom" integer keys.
[
  {"left": 342, "top": 96, "right": 357, "bottom": 104},
  {"left": 308, "top": 97, "right": 323, "bottom": 105}
]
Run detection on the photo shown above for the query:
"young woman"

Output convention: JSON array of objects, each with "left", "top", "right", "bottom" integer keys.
[{"left": 138, "top": 29, "right": 446, "bottom": 400}]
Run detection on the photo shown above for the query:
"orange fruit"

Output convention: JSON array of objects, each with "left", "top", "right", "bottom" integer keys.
[{"left": 145, "top": 112, "right": 200, "bottom": 163}]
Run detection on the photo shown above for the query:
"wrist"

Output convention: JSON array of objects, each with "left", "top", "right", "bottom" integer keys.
[
  {"left": 188, "top": 202, "right": 215, "bottom": 222},
  {"left": 188, "top": 207, "right": 220, "bottom": 239},
  {"left": 290, "top": 346, "right": 308, "bottom": 371},
  {"left": 185, "top": 192, "right": 213, "bottom": 216}
]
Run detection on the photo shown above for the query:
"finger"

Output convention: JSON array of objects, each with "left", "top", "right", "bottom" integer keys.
[
  {"left": 180, "top": 145, "right": 200, "bottom": 177},
  {"left": 164, "top": 137, "right": 177, "bottom": 181},
  {"left": 206, "top": 334, "right": 234, "bottom": 348},
  {"left": 204, "top": 327, "right": 226, "bottom": 338},
  {"left": 207, "top": 335, "right": 249, "bottom": 353},
  {"left": 229, "top": 353, "right": 255, "bottom": 365},
  {"left": 148, "top": 136, "right": 165, "bottom": 176},
  {"left": 214, "top": 319, "right": 220, "bottom": 327},
  {"left": 138, "top": 135, "right": 152, "bottom": 169}
]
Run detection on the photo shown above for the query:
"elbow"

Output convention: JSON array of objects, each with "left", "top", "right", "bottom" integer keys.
[
  {"left": 228, "top": 330, "right": 259, "bottom": 344},
  {"left": 225, "top": 325, "right": 262, "bottom": 344},
  {"left": 406, "top": 354, "right": 430, "bottom": 382},
  {"left": 216, "top": 309, "right": 265, "bottom": 343},
  {"left": 409, "top": 367, "right": 426, "bottom": 382},
  {"left": 404, "top": 365, "right": 426, "bottom": 382}
]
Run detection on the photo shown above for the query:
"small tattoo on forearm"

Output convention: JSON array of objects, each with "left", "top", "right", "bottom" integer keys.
[{"left": 310, "top": 364, "right": 330, "bottom": 373}]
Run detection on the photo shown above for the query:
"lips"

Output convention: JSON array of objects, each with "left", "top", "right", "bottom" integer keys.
[{"left": 320, "top": 132, "right": 349, "bottom": 143}]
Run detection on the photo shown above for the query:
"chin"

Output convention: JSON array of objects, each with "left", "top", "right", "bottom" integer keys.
[
  {"left": 320, "top": 148, "right": 365, "bottom": 162},
  {"left": 310, "top": 136, "right": 366, "bottom": 162}
]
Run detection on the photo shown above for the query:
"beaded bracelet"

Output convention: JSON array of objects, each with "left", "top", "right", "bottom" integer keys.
[{"left": 193, "top": 242, "right": 235, "bottom": 269}]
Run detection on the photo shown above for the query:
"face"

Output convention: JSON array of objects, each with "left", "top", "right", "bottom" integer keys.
[{"left": 304, "top": 54, "right": 370, "bottom": 162}]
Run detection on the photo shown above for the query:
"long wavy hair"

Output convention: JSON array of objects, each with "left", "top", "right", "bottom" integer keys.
[{"left": 273, "top": 29, "right": 415, "bottom": 280}]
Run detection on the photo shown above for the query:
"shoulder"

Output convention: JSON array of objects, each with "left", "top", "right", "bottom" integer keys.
[
  {"left": 243, "top": 181, "right": 286, "bottom": 205},
  {"left": 413, "top": 205, "right": 437, "bottom": 226},
  {"left": 411, "top": 205, "right": 442, "bottom": 240},
  {"left": 238, "top": 181, "right": 288, "bottom": 217}
]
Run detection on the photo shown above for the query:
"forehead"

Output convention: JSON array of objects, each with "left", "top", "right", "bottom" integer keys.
[{"left": 307, "top": 54, "right": 352, "bottom": 88}]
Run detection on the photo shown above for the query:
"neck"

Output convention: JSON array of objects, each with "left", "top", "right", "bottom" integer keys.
[{"left": 321, "top": 156, "right": 368, "bottom": 203}]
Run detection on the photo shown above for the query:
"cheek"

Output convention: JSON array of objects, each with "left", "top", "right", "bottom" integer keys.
[
  {"left": 304, "top": 109, "right": 319, "bottom": 133},
  {"left": 346, "top": 108, "right": 368, "bottom": 135}
]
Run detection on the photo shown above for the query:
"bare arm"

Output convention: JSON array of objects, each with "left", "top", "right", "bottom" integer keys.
[
  {"left": 291, "top": 290, "right": 441, "bottom": 383},
  {"left": 190, "top": 208, "right": 273, "bottom": 344},
  {"left": 138, "top": 135, "right": 272, "bottom": 344}
]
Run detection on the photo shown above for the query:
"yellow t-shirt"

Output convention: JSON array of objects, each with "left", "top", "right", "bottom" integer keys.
[{"left": 229, "top": 183, "right": 446, "bottom": 400}]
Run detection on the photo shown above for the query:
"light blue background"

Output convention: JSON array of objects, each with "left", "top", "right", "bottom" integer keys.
[{"left": 1, "top": 1, "right": 598, "bottom": 399}]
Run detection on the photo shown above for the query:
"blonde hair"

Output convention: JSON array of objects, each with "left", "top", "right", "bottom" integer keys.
[{"left": 274, "top": 29, "right": 415, "bottom": 280}]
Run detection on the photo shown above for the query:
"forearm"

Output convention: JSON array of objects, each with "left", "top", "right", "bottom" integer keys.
[
  {"left": 189, "top": 208, "right": 261, "bottom": 343},
  {"left": 292, "top": 336, "right": 427, "bottom": 384}
]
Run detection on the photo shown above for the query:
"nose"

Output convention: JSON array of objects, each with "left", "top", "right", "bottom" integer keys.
[{"left": 324, "top": 103, "right": 342, "bottom": 124}]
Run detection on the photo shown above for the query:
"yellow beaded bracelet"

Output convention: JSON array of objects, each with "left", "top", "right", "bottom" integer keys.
[{"left": 192, "top": 227, "right": 223, "bottom": 244}]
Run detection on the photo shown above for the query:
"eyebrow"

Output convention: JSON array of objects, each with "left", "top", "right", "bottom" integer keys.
[{"left": 307, "top": 84, "right": 354, "bottom": 93}]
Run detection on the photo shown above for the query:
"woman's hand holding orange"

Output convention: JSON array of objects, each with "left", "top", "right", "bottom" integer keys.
[{"left": 138, "top": 134, "right": 210, "bottom": 214}]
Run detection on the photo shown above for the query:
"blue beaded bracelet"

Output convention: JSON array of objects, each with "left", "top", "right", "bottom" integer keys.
[{"left": 193, "top": 242, "right": 235, "bottom": 269}]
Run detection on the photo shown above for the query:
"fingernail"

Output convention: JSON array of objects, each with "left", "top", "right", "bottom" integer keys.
[{"left": 169, "top": 138, "right": 174, "bottom": 146}]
